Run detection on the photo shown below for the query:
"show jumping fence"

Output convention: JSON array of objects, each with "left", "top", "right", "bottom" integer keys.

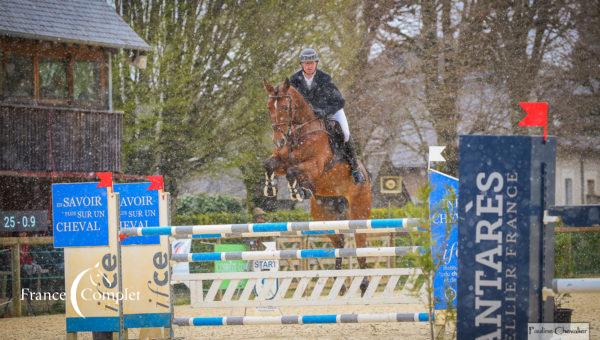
[
  {"left": 53, "top": 133, "right": 600, "bottom": 340},
  {"left": 121, "top": 217, "right": 437, "bottom": 329},
  {"left": 54, "top": 150, "right": 460, "bottom": 339},
  {"left": 119, "top": 216, "right": 438, "bottom": 340}
]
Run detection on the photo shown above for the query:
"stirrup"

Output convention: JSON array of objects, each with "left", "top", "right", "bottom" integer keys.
[{"left": 351, "top": 169, "right": 366, "bottom": 184}]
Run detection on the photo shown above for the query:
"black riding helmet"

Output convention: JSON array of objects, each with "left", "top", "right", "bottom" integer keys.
[{"left": 299, "top": 48, "right": 319, "bottom": 62}]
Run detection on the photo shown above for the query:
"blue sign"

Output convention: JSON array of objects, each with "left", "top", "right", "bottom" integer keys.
[
  {"left": 114, "top": 182, "right": 160, "bottom": 246},
  {"left": 52, "top": 182, "right": 109, "bottom": 248},
  {"left": 429, "top": 169, "right": 458, "bottom": 310},
  {"left": 547, "top": 205, "right": 600, "bottom": 227},
  {"left": 457, "top": 135, "right": 556, "bottom": 339}
]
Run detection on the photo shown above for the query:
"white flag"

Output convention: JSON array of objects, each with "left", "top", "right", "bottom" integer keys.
[{"left": 428, "top": 146, "right": 446, "bottom": 163}]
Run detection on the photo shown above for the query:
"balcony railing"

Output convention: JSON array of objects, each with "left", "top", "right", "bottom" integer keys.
[{"left": 0, "top": 104, "right": 122, "bottom": 173}]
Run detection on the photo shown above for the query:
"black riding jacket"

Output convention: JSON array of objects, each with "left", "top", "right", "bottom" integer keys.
[{"left": 290, "top": 69, "right": 345, "bottom": 117}]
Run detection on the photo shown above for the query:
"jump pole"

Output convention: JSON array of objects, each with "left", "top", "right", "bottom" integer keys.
[
  {"left": 173, "top": 312, "right": 430, "bottom": 326},
  {"left": 171, "top": 246, "right": 422, "bottom": 262},
  {"left": 120, "top": 218, "right": 421, "bottom": 237}
]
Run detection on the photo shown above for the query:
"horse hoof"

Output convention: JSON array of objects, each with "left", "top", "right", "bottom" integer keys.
[
  {"left": 263, "top": 173, "right": 278, "bottom": 197},
  {"left": 291, "top": 189, "right": 304, "bottom": 202},
  {"left": 359, "top": 277, "right": 370, "bottom": 296},
  {"left": 263, "top": 185, "right": 277, "bottom": 197},
  {"left": 301, "top": 188, "right": 313, "bottom": 200},
  {"left": 263, "top": 181, "right": 276, "bottom": 197},
  {"left": 288, "top": 180, "right": 304, "bottom": 201},
  {"left": 289, "top": 188, "right": 299, "bottom": 201}
]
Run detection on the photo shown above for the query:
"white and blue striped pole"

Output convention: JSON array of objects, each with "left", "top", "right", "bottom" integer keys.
[
  {"left": 171, "top": 227, "right": 415, "bottom": 239},
  {"left": 120, "top": 218, "right": 421, "bottom": 238},
  {"left": 171, "top": 246, "right": 422, "bottom": 262},
  {"left": 173, "top": 312, "right": 430, "bottom": 326}
]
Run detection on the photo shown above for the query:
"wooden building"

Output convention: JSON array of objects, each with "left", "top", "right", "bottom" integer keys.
[
  {"left": 371, "top": 155, "right": 426, "bottom": 208},
  {"left": 0, "top": 0, "right": 150, "bottom": 237}
]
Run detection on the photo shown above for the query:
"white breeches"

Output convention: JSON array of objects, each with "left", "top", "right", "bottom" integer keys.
[{"left": 329, "top": 109, "right": 350, "bottom": 142}]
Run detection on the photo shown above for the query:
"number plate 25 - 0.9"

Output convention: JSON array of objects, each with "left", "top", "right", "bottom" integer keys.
[{"left": 1, "top": 210, "right": 49, "bottom": 232}]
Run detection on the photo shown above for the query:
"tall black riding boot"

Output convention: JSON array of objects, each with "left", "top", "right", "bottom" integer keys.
[{"left": 343, "top": 137, "right": 366, "bottom": 184}]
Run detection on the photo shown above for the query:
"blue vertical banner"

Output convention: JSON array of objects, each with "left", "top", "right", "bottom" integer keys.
[
  {"left": 114, "top": 182, "right": 160, "bottom": 245},
  {"left": 429, "top": 170, "right": 458, "bottom": 310},
  {"left": 457, "top": 135, "right": 556, "bottom": 339},
  {"left": 52, "top": 182, "right": 109, "bottom": 247}
]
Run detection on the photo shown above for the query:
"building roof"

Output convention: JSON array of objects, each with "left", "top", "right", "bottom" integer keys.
[{"left": 0, "top": 0, "right": 150, "bottom": 51}]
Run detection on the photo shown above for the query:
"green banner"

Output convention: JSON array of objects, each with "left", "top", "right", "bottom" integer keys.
[{"left": 214, "top": 243, "right": 247, "bottom": 289}]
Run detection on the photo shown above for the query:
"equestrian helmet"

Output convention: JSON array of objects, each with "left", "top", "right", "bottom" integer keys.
[{"left": 299, "top": 48, "right": 319, "bottom": 62}]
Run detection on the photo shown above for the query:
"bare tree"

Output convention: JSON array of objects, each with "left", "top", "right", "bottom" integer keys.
[
  {"left": 344, "top": 0, "right": 580, "bottom": 175},
  {"left": 484, "top": 0, "right": 578, "bottom": 128}
]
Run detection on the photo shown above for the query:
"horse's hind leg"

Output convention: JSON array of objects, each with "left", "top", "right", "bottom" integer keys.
[
  {"left": 348, "top": 184, "right": 372, "bottom": 295},
  {"left": 349, "top": 188, "right": 372, "bottom": 269},
  {"left": 310, "top": 197, "right": 345, "bottom": 265},
  {"left": 331, "top": 197, "right": 348, "bottom": 271},
  {"left": 330, "top": 234, "right": 345, "bottom": 270},
  {"left": 311, "top": 198, "right": 348, "bottom": 295}
]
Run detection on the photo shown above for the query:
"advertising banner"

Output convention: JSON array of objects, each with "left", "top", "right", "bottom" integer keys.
[
  {"left": 457, "top": 135, "right": 556, "bottom": 339},
  {"left": 429, "top": 170, "right": 458, "bottom": 310},
  {"left": 52, "top": 183, "right": 121, "bottom": 332}
]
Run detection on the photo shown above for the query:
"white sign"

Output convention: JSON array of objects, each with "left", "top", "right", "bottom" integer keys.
[{"left": 252, "top": 242, "right": 279, "bottom": 306}]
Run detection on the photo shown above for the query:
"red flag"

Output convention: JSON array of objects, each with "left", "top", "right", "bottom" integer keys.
[
  {"left": 96, "top": 172, "right": 113, "bottom": 189},
  {"left": 518, "top": 102, "right": 549, "bottom": 141},
  {"left": 147, "top": 175, "right": 164, "bottom": 191}
]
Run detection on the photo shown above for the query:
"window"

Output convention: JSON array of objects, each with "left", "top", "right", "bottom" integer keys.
[
  {"left": 0, "top": 42, "right": 108, "bottom": 109},
  {"left": 565, "top": 178, "right": 573, "bottom": 205},
  {"left": 74, "top": 61, "right": 100, "bottom": 103},
  {"left": 40, "top": 59, "right": 68, "bottom": 99},
  {"left": 4, "top": 53, "right": 33, "bottom": 98},
  {"left": 587, "top": 179, "right": 596, "bottom": 196}
]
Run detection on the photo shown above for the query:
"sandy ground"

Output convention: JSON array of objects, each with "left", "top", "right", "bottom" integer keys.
[{"left": 0, "top": 293, "right": 598, "bottom": 339}]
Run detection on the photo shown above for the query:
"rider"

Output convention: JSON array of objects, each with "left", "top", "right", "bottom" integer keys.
[{"left": 289, "top": 47, "right": 366, "bottom": 184}]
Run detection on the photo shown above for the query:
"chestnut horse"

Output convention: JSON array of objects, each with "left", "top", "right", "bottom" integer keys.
[{"left": 262, "top": 78, "right": 372, "bottom": 278}]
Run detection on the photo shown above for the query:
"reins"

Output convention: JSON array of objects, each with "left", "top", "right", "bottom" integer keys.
[{"left": 269, "top": 92, "right": 327, "bottom": 149}]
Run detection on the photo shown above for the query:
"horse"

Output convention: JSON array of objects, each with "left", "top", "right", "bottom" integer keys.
[{"left": 261, "top": 78, "right": 373, "bottom": 287}]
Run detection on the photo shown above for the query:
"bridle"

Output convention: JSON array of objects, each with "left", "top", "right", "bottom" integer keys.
[
  {"left": 269, "top": 93, "right": 294, "bottom": 148},
  {"left": 268, "top": 90, "right": 326, "bottom": 149}
]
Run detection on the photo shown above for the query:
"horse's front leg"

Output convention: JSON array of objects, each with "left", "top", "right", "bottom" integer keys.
[
  {"left": 263, "top": 156, "right": 286, "bottom": 197},
  {"left": 286, "top": 158, "right": 323, "bottom": 201}
]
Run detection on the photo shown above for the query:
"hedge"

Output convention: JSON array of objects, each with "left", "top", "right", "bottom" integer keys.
[{"left": 173, "top": 206, "right": 423, "bottom": 226}]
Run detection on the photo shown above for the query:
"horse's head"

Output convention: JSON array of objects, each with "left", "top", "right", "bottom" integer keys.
[{"left": 263, "top": 78, "right": 307, "bottom": 149}]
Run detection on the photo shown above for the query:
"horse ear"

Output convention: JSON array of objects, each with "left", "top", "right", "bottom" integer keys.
[
  {"left": 263, "top": 79, "right": 274, "bottom": 94},
  {"left": 282, "top": 77, "right": 290, "bottom": 92}
]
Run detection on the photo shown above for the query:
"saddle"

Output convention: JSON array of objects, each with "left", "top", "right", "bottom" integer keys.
[{"left": 323, "top": 119, "right": 347, "bottom": 171}]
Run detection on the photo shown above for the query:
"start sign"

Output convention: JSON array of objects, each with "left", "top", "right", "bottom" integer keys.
[
  {"left": 252, "top": 259, "right": 278, "bottom": 270},
  {"left": 252, "top": 242, "right": 278, "bottom": 300}
]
